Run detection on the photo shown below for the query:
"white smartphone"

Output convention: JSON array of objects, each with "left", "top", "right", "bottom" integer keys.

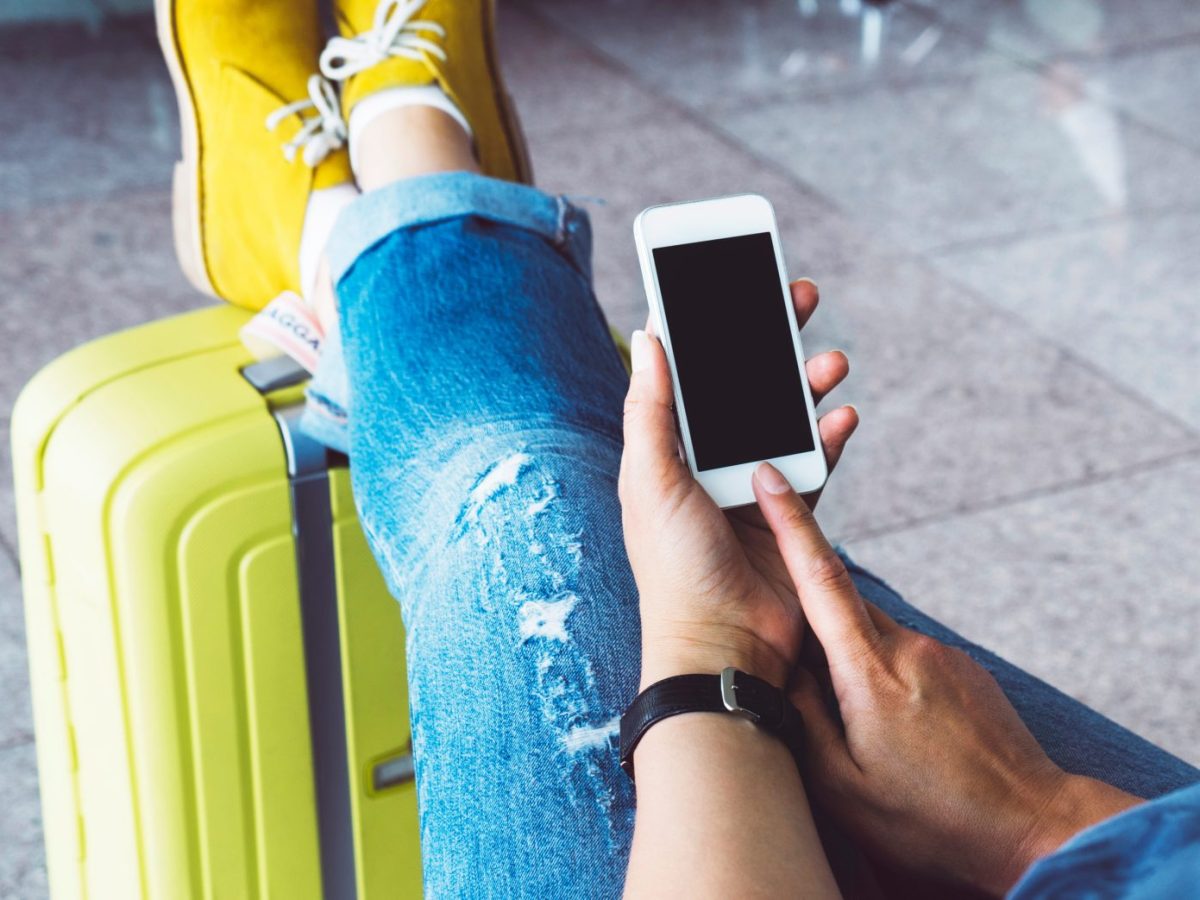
[{"left": 633, "top": 194, "right": 827, "bottom": 508}]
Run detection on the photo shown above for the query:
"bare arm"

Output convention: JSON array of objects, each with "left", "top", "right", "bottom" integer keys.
[
  {"left": 617, "top": 294, "right": 853, "bottom": 899},
  {"left": 625, "top": 707, "right": 839, "bottom": 899}
]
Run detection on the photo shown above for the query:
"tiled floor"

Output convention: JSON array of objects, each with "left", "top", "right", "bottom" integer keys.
[{"left": 2, "top": 0, "right": 1199, "bottom": 895}]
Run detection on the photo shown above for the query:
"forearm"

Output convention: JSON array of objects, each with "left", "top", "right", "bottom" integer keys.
[{"left": 624, "top": 712, "right": 839, "bottom": 899}]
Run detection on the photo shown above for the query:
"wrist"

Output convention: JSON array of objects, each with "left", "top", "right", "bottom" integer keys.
[
  {"left": 1000, "top": 773, "right": 1142, "bottom": 892},
  {"left": 639, "top": 631, "right": 785, "bottom": 692}
]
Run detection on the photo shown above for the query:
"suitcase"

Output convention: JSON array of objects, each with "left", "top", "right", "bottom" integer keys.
[{"left": 11, "top": 304, "right": 423, "bottom": 899}]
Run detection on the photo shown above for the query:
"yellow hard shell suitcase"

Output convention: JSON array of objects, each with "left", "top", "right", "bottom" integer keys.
[{"left": 11, "top": 304, "right": 423, "bottom": 899}]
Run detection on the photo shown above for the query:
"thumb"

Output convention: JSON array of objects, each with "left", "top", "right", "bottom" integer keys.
[{"left": 620, "top": 330, "right": 687, "bottom": 497}]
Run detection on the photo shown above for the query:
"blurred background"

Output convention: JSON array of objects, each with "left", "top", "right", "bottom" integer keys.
[{"left": 2, "top": 0, "right": 1198, "bottom": 894}]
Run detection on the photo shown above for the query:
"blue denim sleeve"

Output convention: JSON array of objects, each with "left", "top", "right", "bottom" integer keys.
[{"left": 1009, "top": 783, "right": 1200, "bottom": 898}]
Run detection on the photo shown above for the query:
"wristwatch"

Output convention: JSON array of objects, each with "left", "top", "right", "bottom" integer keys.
[{"left": 619, "top": 667, "right": 805, "bottom": 779}]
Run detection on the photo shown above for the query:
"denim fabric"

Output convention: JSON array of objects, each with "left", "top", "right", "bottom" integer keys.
[
  {"left": 300, "top": 173, "right": 593, "bottom": 454},
  {"left": 309, "top": 174, "right": 637, "bottom": 898},
  {"left": 300, "top": 172, "right": 1200, "bottom": 897},
  {"left": 1011, "top": 782, "right": 1200, "bottom": 898}
]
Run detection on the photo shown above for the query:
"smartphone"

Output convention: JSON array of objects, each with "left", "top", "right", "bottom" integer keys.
[{"left": 633, "top": 194, "right": 827, "bottom": 508}]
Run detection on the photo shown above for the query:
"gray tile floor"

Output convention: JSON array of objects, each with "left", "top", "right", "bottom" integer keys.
[{"left": 2, "top": 0, "right": 1198, "bottom": 895}]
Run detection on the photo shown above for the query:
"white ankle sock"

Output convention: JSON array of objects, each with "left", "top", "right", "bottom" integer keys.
[
  {"left": 347, "top": 85, "right": 473, "bottom": 179},
  {"left": 298, "top": 183, "right": 358, "bottom": 304}
]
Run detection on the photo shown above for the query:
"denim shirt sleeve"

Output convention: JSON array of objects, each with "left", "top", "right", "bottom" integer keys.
[{"left": 1009, "top": 782, "right": 1200, "bottom": 898}]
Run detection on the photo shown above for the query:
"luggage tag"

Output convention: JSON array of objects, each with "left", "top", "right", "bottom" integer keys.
[{"left": 240, "top": 291, "right": 324, "bottom": 374}]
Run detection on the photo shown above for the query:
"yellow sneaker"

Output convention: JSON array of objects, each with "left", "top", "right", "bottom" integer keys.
[
  {"left": 156, "top": 0, "right": 355, "bottom": 310},
  {"left": 321, "top": 0, "right": 533, "bottom": 184}
]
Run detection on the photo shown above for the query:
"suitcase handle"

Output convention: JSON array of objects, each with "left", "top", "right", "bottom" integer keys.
[
  {"left": 273, "top": 405, "right": 358, "bottom": 899},
  {"left": 251, "top": 358, "right": 417, "bottom": 900},
  {"left": 241, "top": 356, "right": 310, "bottom": 394},
  {"left": 372, "top": 745, "right": 416, "bottom": 792}
]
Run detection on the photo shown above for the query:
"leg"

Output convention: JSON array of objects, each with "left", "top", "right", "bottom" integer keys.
[
  {"left": 165, "top": 0, "right": 634, "bottom": 890},
  {"left": 307, "top": 106, "right": 482, "bottom": 331},
  {"left": 310, "top": 172, "right": 639, "bottom": 897},
  {"left": 841, "top": 553, "right": 1200, "bottom": 799},
  {"left": 355, "top": 106, "right": 480, "bottom": 190}
]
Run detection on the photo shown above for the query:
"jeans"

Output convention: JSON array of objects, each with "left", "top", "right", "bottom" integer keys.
[{"left": 301, "top": 173, "right": 1199, "bottom": 898}]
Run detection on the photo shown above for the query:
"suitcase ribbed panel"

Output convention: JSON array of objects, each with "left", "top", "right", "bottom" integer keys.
[
  {"left": 12, "top": 306, "right": 421, "bottom": 899},
  {"left": 328, "top": 467, "right": 420, "bottom": 898}
]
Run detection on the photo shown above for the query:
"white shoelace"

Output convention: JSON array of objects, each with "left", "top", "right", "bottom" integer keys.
[
  {"left": 265, "top": 74, "right": 348, "bottom": 166},
  {"left": 319, "top": 0, "right": 447, "bottom": 82}
]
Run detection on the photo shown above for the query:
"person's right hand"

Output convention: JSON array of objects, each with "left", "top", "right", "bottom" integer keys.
[{"left": 751, "top": 467, "right": 1143, "bottom": 896}]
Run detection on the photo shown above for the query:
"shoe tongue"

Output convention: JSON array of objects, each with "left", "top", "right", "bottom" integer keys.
[{"left": 340, "top": 57, "right": 438, "bottom": 117}]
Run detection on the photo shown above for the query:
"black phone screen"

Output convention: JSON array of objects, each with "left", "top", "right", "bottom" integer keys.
[{"left": 653, "top": 232, "right": 815, "bottom": 472}]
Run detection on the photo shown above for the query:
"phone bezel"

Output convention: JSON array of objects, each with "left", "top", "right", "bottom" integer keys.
[{"left": 633, "top": 193, "right": 828, "bottom": 508}]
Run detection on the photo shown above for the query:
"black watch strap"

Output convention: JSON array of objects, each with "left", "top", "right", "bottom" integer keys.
[{"left": 619, "top": 668, "right": 805, "bottom": 779}]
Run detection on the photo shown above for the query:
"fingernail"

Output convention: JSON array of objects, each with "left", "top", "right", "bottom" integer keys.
[
  {"left": 844, "top": 403, "right": 859, "bottom": 416},
  {"left": 631, "top": 329, "right": 650, "bottom": 372},
  {"left": 755, "top": 462, "right": 793, "bottom": 495},
  {"left": 790, "top": 276, "right": 818, "bottom": 288}
]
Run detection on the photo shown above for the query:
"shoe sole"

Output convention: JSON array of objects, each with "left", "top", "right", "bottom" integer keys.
[
  {"left": 154, "top": 0, "right": 218, "bottom": 300},
  {"left": 483, "top": 0, "right": 534, "bottom": 184}
]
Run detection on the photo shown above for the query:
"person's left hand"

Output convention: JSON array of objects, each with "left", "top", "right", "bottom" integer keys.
[
  {"left": 620, "top": 279, "right": 857, "bottom": 690},
  {"left": 740, "top": 481, "right": 1144, "bottom": 895}
]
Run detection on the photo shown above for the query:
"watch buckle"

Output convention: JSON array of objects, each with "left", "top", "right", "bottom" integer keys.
[{"left": 720, "top": 667, "right": 761, "bottom": 723}]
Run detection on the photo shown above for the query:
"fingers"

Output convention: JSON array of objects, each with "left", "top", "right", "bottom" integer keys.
[
  {"left": 817, "top": 405, "right": 859, "bottom": 473},
  {"left": 791, "top": 278, "right": 848, "bottom": 411},
  {"left": 789, "top": 278, "right": 820, "bottom": 329},
  {"left": 806, "top": 350, "right": 849, "bottom": 406},
  {"left": 621, "top": 331, "right": 687, "bottom": 499},
  {"left": 801, "top": 406, "right": 859, "bottom": 511},
  {"left": 752, "top": 463, "right": 879, "bottom": 668}
]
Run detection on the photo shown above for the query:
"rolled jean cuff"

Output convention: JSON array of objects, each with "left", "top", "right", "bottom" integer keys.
[
  {"left": 300, "top": 172, "right": 596, "bottom": 455},
  {"left": 325, "top": 171, "right": 593, "bottom": 285}
]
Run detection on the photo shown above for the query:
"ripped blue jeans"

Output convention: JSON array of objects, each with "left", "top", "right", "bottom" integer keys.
[{"left": 300, "top": 173, "right": 1198, "bottom": 898}]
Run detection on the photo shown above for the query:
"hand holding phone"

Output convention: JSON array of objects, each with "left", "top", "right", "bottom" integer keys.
[
  {"left": 634, "top": 194, "right": 827, "bottom": 508},
  {"left": 620, "top": 271, "right": 858, "bottom": 693}
]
